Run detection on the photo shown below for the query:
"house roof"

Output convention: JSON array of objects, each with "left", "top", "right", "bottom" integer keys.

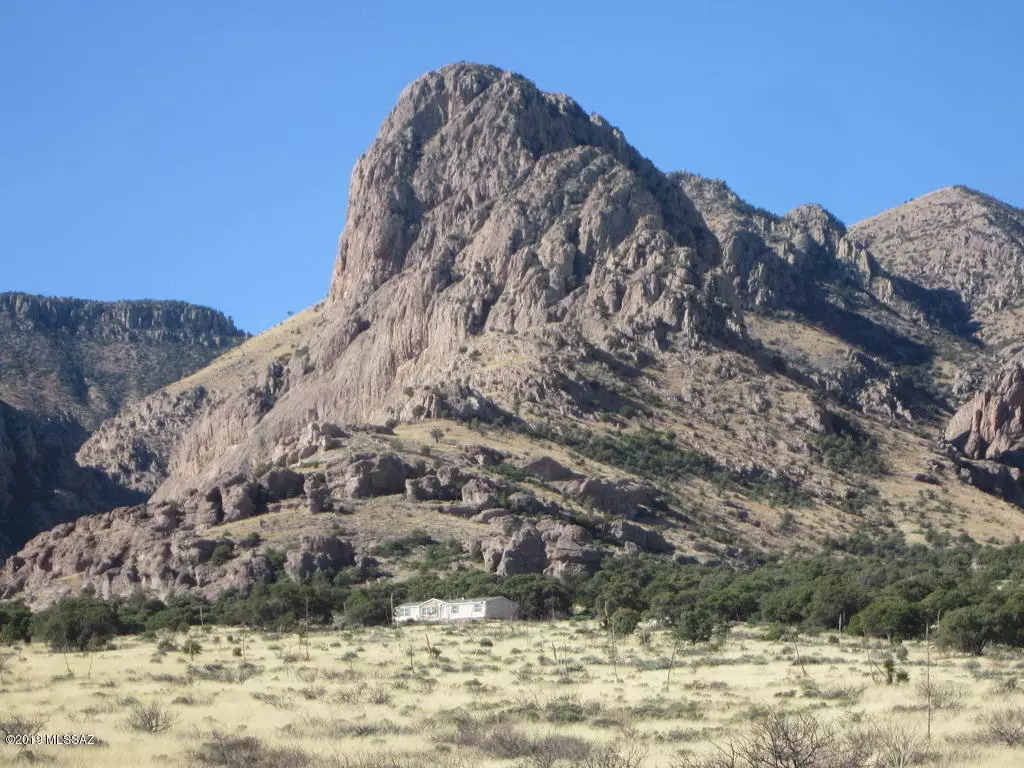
[{"left": 395, "top": 596, "right": 515, "bottom": 609}]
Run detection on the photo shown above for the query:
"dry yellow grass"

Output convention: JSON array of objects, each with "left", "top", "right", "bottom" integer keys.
[
  {"left": 166, "top": 304, "right": 324, "bottom": 396},
  {"left": 2, "top": 621, "right": 1024, "bottom": 767}
]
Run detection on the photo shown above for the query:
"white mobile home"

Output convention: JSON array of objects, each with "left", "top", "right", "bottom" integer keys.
[{"left": 394, "top": 596, "right": 518, "bottom": 623}]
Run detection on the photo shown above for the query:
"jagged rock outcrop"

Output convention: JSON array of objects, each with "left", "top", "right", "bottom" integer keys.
[
  {"left": 522, "top": 456, "right": 580, "bottom": 482},
  {"left": 946, "top": 352, "right": 1024, "bottom": 463},
  {"left": 945, "top": 352, "right": 1024, "bottom": 506},
  {"left": 75, "top": 387, "right": 210, "bottom": 494},
  {"left": 484, "top": 517, "right": 604, "bottom": 577},
  {"left": 304, "top": 472, "right": 332, "bottom": 513},
  {"left": 0, "top": 502, "right": 262, "bottom": 606},
  {"left": 811, "top": 351, "right": 911, "bottom": 422},
  {"left": 328, "top": 452, "right": 417, "bottom": 498},
  {"left": 488, "top": 526, "right": 548, "bottom": 575},
  {"left": 607, "top": 519, "right": 672, "bottom": 554}
]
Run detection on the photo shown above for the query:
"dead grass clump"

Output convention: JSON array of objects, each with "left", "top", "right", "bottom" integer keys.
[
  {"left": 250, "top": 692, "right": 295, "bottom": 710},
  {"left": 367, "top": 682, "right": 392, "bottom": 704},
  {"left": 850, "top": 722, "right": 926, "bottom": 768},
  {"left": 544, "top": 694, "right": 600, "bottom": 723},
  {"left": 915, "top": 680, "right": 966, "bottom": 711},
  {"left": 150, "top": 672, "right": 192, "bottom": 685},
  {"left": 171, "top": 694, "right": 213, "bottom": 706},
  {"left": 981, "top": 706, "right": 1024, "bottom": 746},
  {"left": 284, "top": 717, "right": 411, "bottom": 740},
  {"left": 803, "top": 682, "right": 865, "bottom": 702},
  {"left": 674, "top": 710, "right": 873, "bottom": 768},
  {"left": 125, "top": 700, "right": 177, "bottom": 733},
  {"left": 188, "top": 732, "right": 313, "bottom": 768},
  {"left": 190, "top": 662, "right": 262, "bottom": 683},
  {"left": 627, "top": 697, "right": 702, "bottom": 721},
  {"left": 581, "top": 742, "right": 650, "bottom": 768},
  {"left": 300, "top": 685, "right": 327, "bottom": 700},
  {"left": 456, "top": 720, "right": 592, "bottom": 764},
  {"left": 0, "top": 714, "right": 47, "bottom": 739},
  {"left": 990, "top": 675, "right": 1020, "bottom": 695}
]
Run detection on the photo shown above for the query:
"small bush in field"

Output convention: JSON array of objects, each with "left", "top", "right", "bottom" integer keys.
[
  {"left": 125, "top": 701, "right": 177, "bottom": 733},
  {"left": 983, "top": 707, "right": 1024, "bottom": 746}
]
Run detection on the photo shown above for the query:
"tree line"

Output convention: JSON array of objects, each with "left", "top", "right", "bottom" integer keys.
[{"left": 4, "top": 538, "right": 1024, "bottom": 655}]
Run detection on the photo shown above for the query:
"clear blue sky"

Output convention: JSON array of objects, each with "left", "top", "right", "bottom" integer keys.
[{"left": 2, "top": 1, "right": 1021, "bottom": 333}]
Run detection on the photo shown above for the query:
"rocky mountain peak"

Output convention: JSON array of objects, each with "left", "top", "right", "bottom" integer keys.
[
  {"left": 327, "top": 62, "right": 720, "bottom": 307},
  {"left": 847, "top": 186, "right": 1024, "bottom": 333}
]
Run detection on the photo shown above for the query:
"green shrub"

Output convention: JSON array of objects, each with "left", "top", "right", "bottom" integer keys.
[
  {"left": 0, "top": 601, "right": 31, "bottom": 644},
  {"left": 849, "top": 595, "right": 921, "bottom": 641},
  {"left": 937, "top": 605, "right": 997, "bottom": 655},
  {"left": 210, "top": 543, "right": 236, "bottom": 566},
  {"left": 30, "top": 596, "right": 122, "bottom": 651},
  {"left": 676, "top": 606, "right": 718, "bottom": 645},
  {"left": 813, "top": 417, "right": 886, "bottom": 476},
  {"left": 610, "top": 607, "right": 641, "bottom": 635}
]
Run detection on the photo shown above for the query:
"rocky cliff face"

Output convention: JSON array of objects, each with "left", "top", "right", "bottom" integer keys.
[
  {"left": 150, "top": 63, "right": 744, "bottom": 499},
  {"left": 75, "top": 387, "right": 211, "bottom": 495},
  {"left": 945, "top": 351, "right": 1024, "bottom": 504}
]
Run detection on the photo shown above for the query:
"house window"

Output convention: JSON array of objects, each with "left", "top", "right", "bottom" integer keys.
[
  {"left": 451, "top": 604, "right": 460, "bottom": 614},
  {"left": 400, "top": 607, "right": 410, "bottom": 617},
  {"left": 422, "top": 605, "right": 437, "bottom": 616}
]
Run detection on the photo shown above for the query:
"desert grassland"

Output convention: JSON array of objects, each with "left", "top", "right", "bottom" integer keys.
[{"left": 2, "top": 621, "right": 1024, "bottom": 767}]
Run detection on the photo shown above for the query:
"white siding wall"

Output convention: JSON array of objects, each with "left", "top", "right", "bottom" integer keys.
[{"left": 394, "top": 597, "right": 518, "bottom": 623}]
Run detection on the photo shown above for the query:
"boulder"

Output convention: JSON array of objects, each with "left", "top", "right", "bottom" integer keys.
[
  {"left": 405, "top": 474, "right": 442, "bottom": 501},
  {"left": 474, "top": 508, "right": 511, "bottom": 523},
  {"left": 461, "top": 477, "right": 500, "bottom": 509},
  {"left": 151, "top": 502, "right": 182, "bottom": 533},
  {"left": 262, "top": 468, "right": 305, "bottom": 502},
  {"left": 295, "top": 422, "right": 349, "bottom": 461},
  {"left": 303, "top": 471, "right": 332, "bottom": 513},
  {"left": 463, "top": 445, "right": 505, "bottom": 467},
  {"left": 563, "top": 477, "right": 659, "bottom": 518},
  {"left": 539, "top": 521, "right": 604, "bottom": 576},
  {"left": 333, "top": 452, "right": 414, "bottom": 498},
  {"left": 493, "top": 526, "right": 548, "bottom": 576},
  {"left": 221, "top": 481, "right": 263, "bottom": 523},
  {"left": 522, "top": 456, "right": 580, "bottom": 482},
  {"left": 284, "top": 535, "right": 356, "bottom": 581},
  {"left": 607, "top": 520, "right": 672, "bottom": 553},
  {"left": 194, "top": 486, "right": 224, "bottom": 527}
]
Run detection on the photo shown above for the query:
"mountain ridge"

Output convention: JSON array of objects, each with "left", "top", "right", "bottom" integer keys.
[{"left": 3, "top": 62, "right": 1024, "bottom": 608}]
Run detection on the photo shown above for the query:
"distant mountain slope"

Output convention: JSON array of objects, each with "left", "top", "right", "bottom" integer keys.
[
  {"left": 0, "top": 293, "right": 245, "bottom": 430},
  {"left": 0, "top": 293, "right": 246, "bottom": 556},
  {"left": 848, "top": 187, "right": 1024, "bottom": 345}
]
